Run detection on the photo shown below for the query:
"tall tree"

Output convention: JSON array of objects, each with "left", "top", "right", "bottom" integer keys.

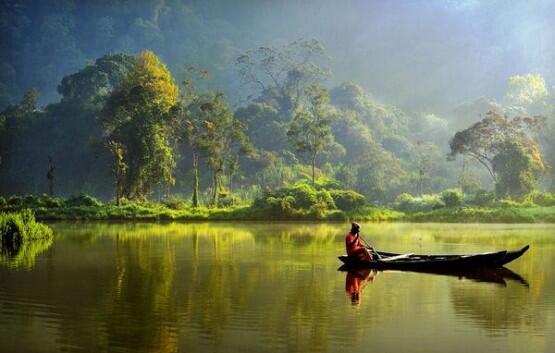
[
  {"left": 236, "top": 39, "right": 331, "bottom": 121},
  {"left": 193, "top": 93, "right": 250, "bottom": 207},
  {"left": 177, "top": 67, "right": 211, "bottom": 208},
  {"left": 0, "top": 88, "right": 41, "bottom": 194},
  {"left": 492, "top": 140, "right": 546, "bottom": 199},
  {"left": 414, "top": 140, "right": 435, "bottom": 196},
  {"left": 287, "top": 85, "right": 337, "bottom": 186},
  {"left": 100, "top": 50, "right": 179, "bottom": 201},
  {"left": 448, "top": 111, "right": 546, "bottom": 198},
  {"left": 107, "top": 140, "right": 127, "bottom": 206}
]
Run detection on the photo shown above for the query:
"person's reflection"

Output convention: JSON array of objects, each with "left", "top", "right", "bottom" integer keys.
[{"left": 345, "top": 268, "right": 378, "bottom": 305}]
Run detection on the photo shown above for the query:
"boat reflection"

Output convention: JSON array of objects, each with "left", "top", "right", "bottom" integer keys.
[{"left": 339, "top": 264, "right": 529, "bottom": 290}]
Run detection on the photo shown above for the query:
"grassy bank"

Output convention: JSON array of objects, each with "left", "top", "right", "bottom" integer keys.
[
  {"left": 2, "top": 194, "right": 555, "bottom": 223},
  {"left": 403, "top": 206, "right": 555, "bottom": 223},
  {"left": 1, "top": 210, "right": 53, "bottom": 254},
  {"left": 3, "top": 200, "right": 401, "bottom": 222},
  {"left": 0, "top": 191, "right": 401, "bottom": 222}
]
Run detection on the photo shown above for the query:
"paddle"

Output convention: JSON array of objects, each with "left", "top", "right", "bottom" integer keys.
[{"left": 358, "top": 233, "right": 382, "bottom": 260}]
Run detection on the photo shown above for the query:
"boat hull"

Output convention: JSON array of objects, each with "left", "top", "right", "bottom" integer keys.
[{"left": 338, "top": 245, "right": 529, "bottom": 270}]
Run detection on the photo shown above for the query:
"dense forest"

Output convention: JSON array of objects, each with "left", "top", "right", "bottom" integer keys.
[{"left": 1, "top": 0, "right": 555, "bottom": 214}]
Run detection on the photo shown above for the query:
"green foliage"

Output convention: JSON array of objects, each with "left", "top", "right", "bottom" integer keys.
[
  {"left": 441, "top": 189, "right": 463, "bottom": 207},
  {"left": 66, "top": 193, "right": 103, "bottom": 207},
  {"left": 393, "top": 193, "right": 444, "bottom": 212},
  {"left": 527, "top": 191, "right": 555, "bottom": 207},
  {"left": 448, "top": 112, "right": 546, "bottom": 197},
  {"left": 491, "top": 199, "right": 536, "bottom": 208},
  {"left": 58, "top": 53, "right": 135, "bottom": 103},
  {"left": 342, "top": 206, "right": 404, "bottom": 222},
  {"left": 162, "top": 197, "right": 190, "bottom": 210},
  {"left": 236, "top": 38, "right": 330, "bottom": 120},
  {"left": 217, "top": 193, "right": 244, "bottom": 208},
  {"left": 329, "top": 189, "right": 366, "bottom": 210},
  {"left": 254, "top": 183, "right": 336, "bottom": 213},
  {"left": 1, "top": 210, "right": 53, "bottom": 252},
  {"left": 468, "top": 189, "right": 496, "bottom": 207},
  {"left": 234, "top": 103, "right": 286, "bottom": 152},
  {"left": 405, "top": 206, "right": 555, "bottom": 223},
  {"left": 251, "top": 181, "right": 371, "bottom": 219},
  {"left": 287, "top": 85, "right": 337, "bottom": 185},
  {"left": 2, "top": 194, "right": 65, "bottom": 210},
  {"left": 0, "top": 236, "right": 53, "bottom": 270},
  {"left": 7, "top": 195, "right": 23, "bottom": 208},
  {"left": 2, "top": 192, "right": 555, "bottom": 223},
  {"left": 100, "top": 50, "right": 179, "bottom": 200},
  {"left": 187, "top": 93, "right": 251, "bottom": 207},
  {"left": 493, "top": 140, "right": 545, "bottom": 200}
]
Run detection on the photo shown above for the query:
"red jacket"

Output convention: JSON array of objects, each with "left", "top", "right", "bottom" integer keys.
[{"left": 345, "top": 232, "right": 363, "bottom": 256}]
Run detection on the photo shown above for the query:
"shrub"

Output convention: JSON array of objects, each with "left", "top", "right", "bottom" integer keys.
[
  {"left": 163, "top": 197, "right": 190, "bottom": 210},
  {"left": 469, "top": 189, "right": 495, "bottom": 207},
  {"left": 527, "top": 191, "right": 555, "bottom": 207},
  {"left": 393, "top": 193, "right": 444, "bottom": 212},
  {"left": 1, "top": 210, "right": 53, "bottom": 254},
  {"left": 330, "top": 190, "right": 366, "bottom": 210},
  {"left": 313, "top": 176, "right": 342, "bottom": 190},
  {"left": 492, "top": 199, "right": 536, "bottom": 208},
  {"left": 315, "top": 189, "right": 336, "bottom": 209},
  {"left": 253, "top": 183, "right": 340, "bottom": 218},
  {"left": 218, "top": 193, "right": 243, "bottom": 208},
  {"left": 37, "top": 194, "right": 65, "bottom": 208},
  {"left": 308, "top": 202, "right": 328, "bottom": 219},
  {"left": 441, "top": 189, "right": 463, "bottom": 207},
  {"left": 0, "top": 196, "right": 5, "bottom": 209},
  {"left": 288, "top": 183, "right": 318, "bottom": 209},
  {"left": 261, "top": 195, "right": 299, "bottom": 217},
  {"left": 7, "top": 195, "right": 23, "bottom": 208},
  {"left": 66, "top": 193, "right": 103, "bottom": 207}
]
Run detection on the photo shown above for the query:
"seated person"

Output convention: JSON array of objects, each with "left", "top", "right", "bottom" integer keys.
[{"left": 345, "top": 222, "right": 374, "bottom": 261}]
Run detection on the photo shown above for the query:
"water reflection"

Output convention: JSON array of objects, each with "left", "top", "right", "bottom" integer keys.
[
  {"left": 344, "top": 268, "right": 378, "bottom": 305},
  {"left": 0, "top": 236, "right": 53, "bottom": 270},
  {"left": 339, "top": 264, "right": 529, "bottom": 299},
  {"left": 0, "top": 222, "right": 553, "bottom": 353}
]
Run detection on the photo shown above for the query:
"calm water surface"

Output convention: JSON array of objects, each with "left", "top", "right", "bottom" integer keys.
[{"left": 0, "top": 222, "right": 554, "bottom": 353}]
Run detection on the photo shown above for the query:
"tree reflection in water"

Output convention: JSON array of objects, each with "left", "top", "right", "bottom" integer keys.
[{"left": 1, "top": 222, "right": 553, "bottom": 353}]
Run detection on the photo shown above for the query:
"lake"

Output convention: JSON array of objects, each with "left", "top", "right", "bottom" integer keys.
[{"left": 1, "top": 222, "right": 554, "bottom": 353}]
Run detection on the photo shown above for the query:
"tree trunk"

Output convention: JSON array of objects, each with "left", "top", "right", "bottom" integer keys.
[
  {"left": 311, "top": 153, "right": 316, "bottom": 186},
  {"left": 192, "top": 150, "right": 200, "bottom": 208},
  {"left": 211, "top": 170, "right": 219, "bottom": 208},
  {"left": 47, "top": 157, "right": 55, "bottom": 196},
  {"left": 48, "top": 178, "right": 54, "bottom": 196},
  {"left": 460, "top": 155, "right": 467, "bottom": 197},
  {"left": 418, "top": 168, "right": 424, "bottom": 196},
  {"left": 116, "top": 178, "right": 121, "bottom": 206}
]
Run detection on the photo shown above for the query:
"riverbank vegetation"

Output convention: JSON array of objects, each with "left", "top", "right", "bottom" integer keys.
[
  {"left": 2, "top": 190, "right": 555, "bottom": 223},
  {"left": 0, "top": 210, "right": 53, "bottom": 268}
]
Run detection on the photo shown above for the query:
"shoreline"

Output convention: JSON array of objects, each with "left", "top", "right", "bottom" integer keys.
[{"left": 13, "top": 205, "right": 555, "bottom": 224}]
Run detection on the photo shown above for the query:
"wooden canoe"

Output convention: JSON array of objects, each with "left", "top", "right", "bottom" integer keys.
[{"left": 338, "top": 245, "right": 529, "bottom": 270}]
